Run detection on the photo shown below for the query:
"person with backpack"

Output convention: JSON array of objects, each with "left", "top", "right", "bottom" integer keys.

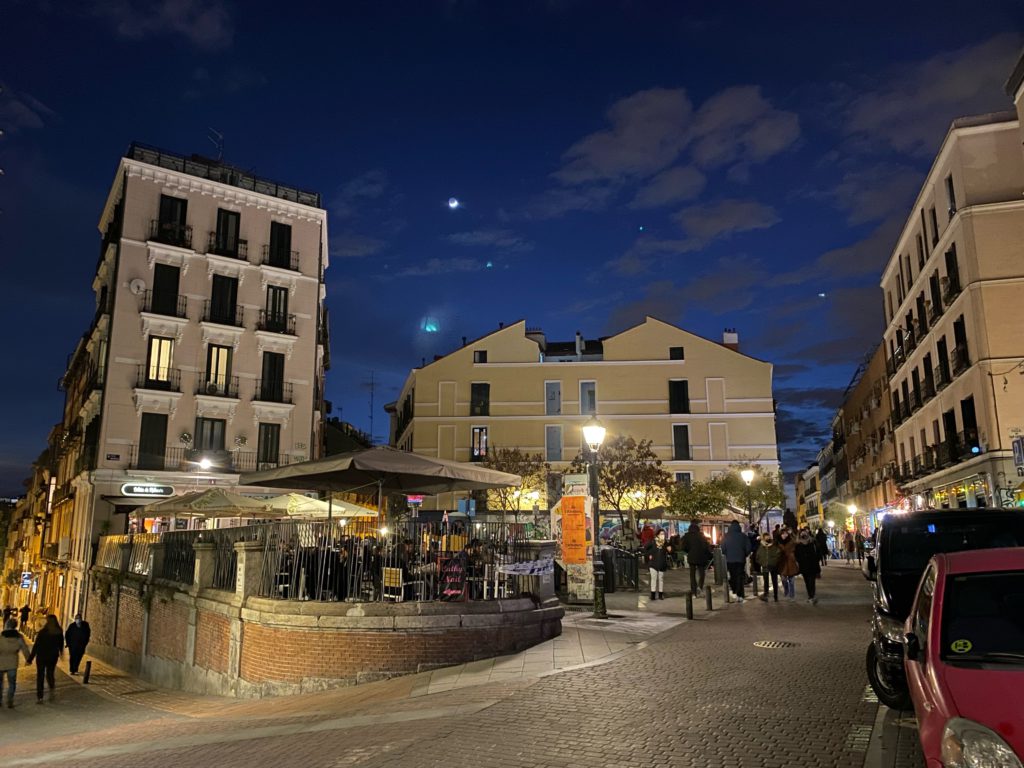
[
  {"left": 27, "top": 614, "right": 63, "bottom": 703},
  {"left": 681, "top": 521, "right": 712, "bottom": 594}
]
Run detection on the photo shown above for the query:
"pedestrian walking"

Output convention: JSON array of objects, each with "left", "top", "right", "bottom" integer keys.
[
  {"left": 65, "top": 613, "right": 91, "bottom": 675},
  {"left": 27, "top": 614, "right": 63, "bottom": 703},
  {"left": 815, "top": 528, "right": 829, "bottom": 567},
  {"left": 777, "top": 529, "right": 799, "bottom": 599},
  {"left": 19, "top": 604, "right": 30, "bottom": 631},
  {"left": 682, "top": 521, "right": 712, "bottom": 594},
  {"left": 755, "top": 533, "right": 781, "bottom": 602},
  {"left": 1, "top": 618, "right": 30, "bottom": 709},
  {"left": 843, "top": 531, "right": 856, "bottom": 565},
  {"left": 796, "top": 530, "right": 822, "bottom": 604},
  {"left": 644, "top": 529, "right": 672, "bottom": 600},
  {"left": 722, "top": 521, "right": 751, "bottom": 602},
  {"left": 855, "top": 531, "right": 865, "bottom": 564}
]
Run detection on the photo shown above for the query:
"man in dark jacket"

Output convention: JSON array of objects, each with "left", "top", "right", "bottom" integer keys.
[
  {"left": 722, "top": 521, "right": 751, "bottom": 602},
  {"left": 815, "top": 528, "right": 829, "bottom": 567},
  {"left": 795, "top": 530, "right": 822, "bottom": 604},
  {"left": 681, "top": 522, "right": 712, "bottom": 593},
  {"left": 19, "top": 604, "right": 30, "bottom": 630},
  {"left": 65, "top": 613, "right": 91, "bottom": 675},
  {"left": 27, "top": 614, "right": 63, "bottom": 703}
]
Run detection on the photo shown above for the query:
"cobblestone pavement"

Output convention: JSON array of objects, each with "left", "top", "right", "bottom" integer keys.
[{"left": 0, "top": 565, "right": 925, "bottom": 767}]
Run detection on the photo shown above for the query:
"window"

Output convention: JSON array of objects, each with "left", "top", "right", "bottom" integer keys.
[
  {"left": 470, "top": 383, "right": 490, "bottom": 416},
  {"left": 579, "top": 381, "right": 596, "bottom": 415},
  {"left": 473, "top": 350, "right": 487, "bottom": 364},
  {"left": 669, "top": 379, "right": 690, "bottom": 414},
  {"left": 156, "top": 195, "right": 188, "bottom": 246},
  {"left": 929, "top": 207, "right": 939, "bottom": 247},
  {"left": 913, "top": 565, "right": 936, "bottom": 653},
  {"left": 209, "top": 274, "right": 238, "bottom": 324},
  {"left": 941, "top": 571, "right": 1024, "bottom": 660},
  {"left": 672, "top": 425, "right": 691, "bottom": 461},
  {"left": 916, "top": 235, "right": 925, "bottom": 270},
  {"left": 265, "top": 285, "right": 289, "bottom": 331},
  {"left": 204, "top": 344, "right": 232, "bottom": 395},
  {"left": 195, "top": 417, "right": 226, "bottom": 453},
  {"left": 268, "top": 221, "right": 292, "bottom": 267},
  {"left": 669, "top": 346, "right": 685, "bottom": 360},
  {"left": 545, "top": 381, "right": 561, "bottom": 415},
  {"left": 214, "top": 208, "right": 240, "bottom": 256},
  {"left": 137, "top": 413, "right": 168, "bottom": 470},
  {"left": 257, "top": 423, "right": 281, "bottom": 466},
  {"left": 151, "top": 263, "right": 181, "bottom": 316},
  {"left": 146, "top": 336, "right": 174, "bottom": 385},
  {"left": 260, "top": 352, "right": 285, "bottom": 401},
  {"left": 945, "top": 175, "right": 957, "bottom": 215},
  {"left": 471, "top": 426, "right": 488, "bottom": 461},
  {"left": 545, "top": 425, "right": 562, "bottom": 462},
  {"left": 674, "top": 472, "right": 692, "bottom": 486}
]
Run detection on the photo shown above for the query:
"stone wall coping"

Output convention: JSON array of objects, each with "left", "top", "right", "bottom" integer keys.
[
  {"left": 233, "top": 539, "right": 266, "bottom": 552},
  {"left": 192, "top": 542, "right": 217, "bottom": 551}
]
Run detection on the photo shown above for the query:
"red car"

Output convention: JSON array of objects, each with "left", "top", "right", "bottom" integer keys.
[{"left": 904, "top": 547, "right": 1024, "bottom": 767}]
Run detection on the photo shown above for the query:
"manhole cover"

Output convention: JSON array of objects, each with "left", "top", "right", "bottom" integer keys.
[{"left": 753, "top": 640, "right": 798, "bottom": 649}]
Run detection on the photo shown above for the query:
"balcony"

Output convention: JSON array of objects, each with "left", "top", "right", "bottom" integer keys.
[
  {"left": 254, "top": 380, "right": 293, "bottom": 404},
  {"left": 140, "top": 290, "right": 187, "bottom": 318},
  {"left": 942, "top": 276, "right": 962, "bottom": 306},
  {"left": 951, "top": 346, "right": 970, "bottom": 377},
  {"left": 196, "top": 375, "right": 239, "bottom": 398},
  {"left": 202, "top": 300, "right": 244, "bottom": 327},
  {"left": 922, "top": 379, "right": 936, "bottom": 403},
  {"left": 885, "top": 356, "right": 896, "bottom": 379},
  {"left": 149, "top": 219, "right": 193, "bottom": 249},
  {"left": 927, "top": 301, "right": 942, "bottom": 325},
  {"left": 231, "top": 452, "right": 294, "bottom": 472},
  {"left": 257, "top": 310, "right": 296, "bottom": 335},
  {"left": 127, "top": 445, "right": 244, "bottom": 472},
  {"left": 135, "top": 365, "right": 182, "bottom": 392},
  {"left": 206, "top": 232, "right": 248, "bottom": 260},
  {"left": 935, "top": 366, "right": 951, "bottom": 391},
  {"left": 910, "top": 391, "right": 923, "bottom": 413},
  {"left": 74, "top": 444, "right": 97, "bottom": 475},
  {"left": 905, "top": 329, "right": 918, "bottom": 353},
  {"left": 914, "top": 318, "right": 928, "bottom": 339},
  {"left": 261, "top": 245, "right": 300, "bottom": 272}
]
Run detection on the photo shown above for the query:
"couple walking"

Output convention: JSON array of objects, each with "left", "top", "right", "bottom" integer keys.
[{"left": 0, "top": 612, "right": 91, "bottom": 707}]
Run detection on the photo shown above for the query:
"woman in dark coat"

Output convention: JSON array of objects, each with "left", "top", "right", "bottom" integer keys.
[
  {"left": 27, "top": 614, "right": 63, "bottom": 703},
  {"left": 795, "top": 530, "right": 823, "bottom": 604},
  {"left": 681, "top": 522, "right": 712, "bottom": 594}
]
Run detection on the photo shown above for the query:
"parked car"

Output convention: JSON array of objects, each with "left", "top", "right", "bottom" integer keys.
[
  {"left": 904, "top": 548, "right": 1024, "bottom": 767},
  {"left": 864, "top": 508, "right": 1024, "bottom": 709}
]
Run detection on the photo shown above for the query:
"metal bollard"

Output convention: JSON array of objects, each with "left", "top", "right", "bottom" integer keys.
[
  {"left": 705, "top": 585, "right": 713, "bottom": 611},
  {"left": 723, "top": 579, "right": 731, "bottom": 604},
  {"left": 83, "top": 660, "right": 92, "bottom": 685},
  {"left": 685, "top": 591, "right": 694, "bottom": 620}
]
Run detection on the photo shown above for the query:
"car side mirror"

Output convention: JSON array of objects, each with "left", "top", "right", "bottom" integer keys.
[{"left": 905, "top": 632, "right": 921, "bottom": 661}]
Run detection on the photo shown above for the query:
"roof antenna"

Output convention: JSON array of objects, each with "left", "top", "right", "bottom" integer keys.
[{"left": 207, "top": 127, "right": 224, "bottom": 161}]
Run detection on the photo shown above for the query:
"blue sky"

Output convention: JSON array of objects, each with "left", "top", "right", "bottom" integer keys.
[{"left": 2, "top": 1, "right": 1023, "bottom": 493}]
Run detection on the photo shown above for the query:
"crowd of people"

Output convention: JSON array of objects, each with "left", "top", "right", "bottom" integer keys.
[{"left": 640, "top": 520, "right": 871, "bottom": 606}]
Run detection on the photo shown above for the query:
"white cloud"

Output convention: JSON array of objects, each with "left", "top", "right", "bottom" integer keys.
[
  {"left": 0, "top": 83, "right": 55, "bottom": 133},
  {"left": 91, "top": 0, "right": 234, "bottom": 49},
  {"left": 330, "top": 233, "right": 386, "bottom": 259},
  {"left": 331, "top": 170, "right": 389, "bottom": 219},
  {"left": 675, "top": 198, "right": 780, "bottom": 244},
  {"left": 628, "top": 166, "right": 706, "bottom": 209},
  {"left": 689, "top": 85, "right": 800, "bottom": 169}
]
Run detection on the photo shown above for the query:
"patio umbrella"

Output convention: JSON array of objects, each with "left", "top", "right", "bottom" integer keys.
[
  {"left": 138, "top": 488, "right": 271, "bottom": 518},
  {"left": 263, "top": 493, "right": 378, "bottom": 518},
  {"left": 239, "top": 446, "right": 521, "bottom": 495}
]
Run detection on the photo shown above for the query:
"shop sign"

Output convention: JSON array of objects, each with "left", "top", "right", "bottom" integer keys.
[
  {"left": 120, "top": 483, "right": 175, "bottom": 498},
  {"left": 562, "top": 474, "right": 589, "bottom": 497},
  {"left": 1013, "top": 437, "right": 1024, "bottom": 467},
  {"left": 20, "top": 572, "right": 32, "bottom": 589}
]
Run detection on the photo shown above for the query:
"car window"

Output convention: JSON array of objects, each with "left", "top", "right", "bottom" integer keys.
[
  {"left": 883, "top": 519, "right": 1024, "bottom": 572},
  {"left": 941, "top": 570, "right": 1024, "bottom": 663},
  {"left": 915, "top": 565, "right": 935, "bottom": 652}
]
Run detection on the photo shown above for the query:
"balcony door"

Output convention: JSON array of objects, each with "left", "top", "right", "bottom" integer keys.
[
  {"left": 151, "top": 263, "right": 180, "bottom": 315},
  {"left": 257, "top": 423, "right": 281, "bottom": 467},
  {"left": 960, "top": 396, "right": 979, "bottom": 452},
  {"left": 205, "top": 344, "right": 232, "bottom": 395},
  {"left": 138, "top": 413, "right": 168, "bottom": 470},
  {"left": 261, "top": 351, "right": 285, "bottom": 401},
  {"left": 157, "top": 195, "right": 188, "bottom": 245},
  {"left": 269, "top": 221, "right": 292, "bottom": 267},
  {"left": 209, "top": 274, "right": 238, "bottom": 324},
  {"left": 146, "top": 336, "right": 174, "bottom": 389},
  {"left": 215, "top": 208, "right": 240, "bottom": 255},
  {"left": 266, "top": 285, "right": 288, "bottom": 331}
]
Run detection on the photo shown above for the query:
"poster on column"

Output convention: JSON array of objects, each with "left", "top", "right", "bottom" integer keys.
[{"left": 559, "top": 493, "right": 594, "bottom": 603}]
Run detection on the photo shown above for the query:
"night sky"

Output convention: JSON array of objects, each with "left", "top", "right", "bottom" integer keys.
[{"left": 3, "top": 2, "right": 1023, "bottom": 495}]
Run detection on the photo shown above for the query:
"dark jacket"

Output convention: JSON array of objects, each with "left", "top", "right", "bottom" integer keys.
[
  {"left": 644, "top": 541, "right": 671, "bottom": 572},
  {"left": 66, "top": 620, "right": 91, "bottom": 650},
  {"left": 682, "top": 525, "right": 712, "bottom": 566},
  {"left": 815, "top": 529, "right": 828, "bottom": 555},
  {"left": 28, "top": 629, "right": 64, "bottom": 666},
  {"left": 722, "top": 522, "right": 751, "bottom": 564},
  {"left": 795, "top": 539, "right": 822, "bottom": 577},
  {"left": 755, "top": 543, "right": 781, "bottom": 570}
]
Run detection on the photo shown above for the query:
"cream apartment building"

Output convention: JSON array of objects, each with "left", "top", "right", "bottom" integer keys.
[
  {"left": 881, "top": 111, "right": 1024, "bottom": 509},
  {"left": 48, "top": 143, "right": 328, "bottom": 620},
  {"left": 388, "top": 317, "right": 780, "bottom": 510}
]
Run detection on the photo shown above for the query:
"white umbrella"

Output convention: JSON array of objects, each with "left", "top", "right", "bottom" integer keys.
[
  {"left": 139, "top": 488, "right": 270, "bottom": 518},
  {"left": 263, "top": 493, "right": 378, "bottom": 518}
]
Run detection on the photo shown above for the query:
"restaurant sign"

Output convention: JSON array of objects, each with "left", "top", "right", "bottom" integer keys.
[{"left": 120, "top": 483, "right": 175, "bottom": 498}]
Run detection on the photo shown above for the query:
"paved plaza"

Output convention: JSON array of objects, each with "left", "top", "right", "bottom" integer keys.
[{"left": 0, "top": 566, "right": 925, "bottom": 767}]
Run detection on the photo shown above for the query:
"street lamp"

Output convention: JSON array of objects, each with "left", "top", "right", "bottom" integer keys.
[
  {"left": 740, "top": 468, "right": 755, "bottom": 529},
  {"left": 582, "top": 415, "right": 607, "bottom": 619}
]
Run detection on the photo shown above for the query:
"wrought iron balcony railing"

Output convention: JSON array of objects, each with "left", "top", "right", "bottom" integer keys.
[
  {"left": 201, "top": 300, "right": 244, "bottom": 327},
  {"left": 257, "top": 310, "right": 296, "bottom": 335},
  {"left": 206, "top": 231, "right": 248, "bottom": 260},
  {"left": 139, "top": 289, "right": 187, "bottom": 318},
  {"left": 261, "top": 245, "right": 300, "bottom": 271},
  {"left": 149, "top": 219, "right": 193, "bottom": 249}
]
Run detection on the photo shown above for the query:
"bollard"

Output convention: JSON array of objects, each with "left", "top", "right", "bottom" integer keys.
[
  {"left": 723, "top": 579, "right": 731, "bottom": 604},
  {"left": 83, "top": 660, "right": 92, "bottom": 685},
  {"left": 685, "top": 591, "right": 694, "bottom": 620},
  {"left": 705, "top": 585, "right": 713, "bottom": 611}
]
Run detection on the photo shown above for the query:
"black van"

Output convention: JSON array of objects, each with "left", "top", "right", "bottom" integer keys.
[{"left": 865, "top": 508, "right": 1024, "bottom": 708}]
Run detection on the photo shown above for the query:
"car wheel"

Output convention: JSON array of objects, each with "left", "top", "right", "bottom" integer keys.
[{"left": 866, "top": 642, "right": 911, "bottom": 710}]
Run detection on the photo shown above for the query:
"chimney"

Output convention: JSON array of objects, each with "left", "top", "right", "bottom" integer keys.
[
  {"left": 498, "top": 321, "right": 504, "bottom": 329},
  {"left": 575, "top": 331, "right": 583, "bottom": 356},
  {"left": 722, "top": 328, "right": 739, "bottom": 352},
  {"left": 525, "top": 327, "right": 547, "bottom": 352},
  {"left": 461, "top": 336, "right": 467, "bottom": 347}
]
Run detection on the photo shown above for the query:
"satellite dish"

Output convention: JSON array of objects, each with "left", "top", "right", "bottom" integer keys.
[{"left": 129, "top": 278, "right": 146, "bottom": 295}]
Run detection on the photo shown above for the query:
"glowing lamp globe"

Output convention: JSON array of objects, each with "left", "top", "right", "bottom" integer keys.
[
  {"left": 740, "top": 469, "right": 754, "bottom": 485},
  {"left": 582, "top": 416, "right": 606, "bottom": 452}
]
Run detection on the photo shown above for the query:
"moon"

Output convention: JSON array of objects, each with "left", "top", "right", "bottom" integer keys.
[{"left": 448, "top": 197, "right": 460, "bottom": 210}]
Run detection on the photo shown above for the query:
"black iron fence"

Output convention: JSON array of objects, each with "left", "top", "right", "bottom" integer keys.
[
  {"left": 159, "top": 530, "right": 203, "bottom": 584},
  {"left": 610, "top": 547, "right": 640, "bottom": 590}
]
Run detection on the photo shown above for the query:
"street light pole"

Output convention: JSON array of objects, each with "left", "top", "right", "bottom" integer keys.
[
  {"left": 741, "top": 468, "right": 755, "bottom": 530},
  {"left": 582, "top": 416, "right": 607, "bottom": 619}
]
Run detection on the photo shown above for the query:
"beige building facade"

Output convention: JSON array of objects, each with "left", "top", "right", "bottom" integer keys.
[
  {"left": 881, "top": 112, "right": 1024, "bottom": 510},
  {"left": 31, "top": 144, "right": 328, "bottom": 622},
  {"left": 388, "top": 317, "right": 780, "bottom": 510}
]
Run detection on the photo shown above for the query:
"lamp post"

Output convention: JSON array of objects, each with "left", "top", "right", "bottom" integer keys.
[
  {"left": 740, "top": 468, "right": 755, "bottom": 530},
  {"left": 582, "top": 415, "right": 607, "bottom": 619}
]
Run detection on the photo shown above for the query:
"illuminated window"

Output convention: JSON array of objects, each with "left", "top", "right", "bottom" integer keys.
[
  {"left": 147, "top": 336, "right": 174, "bottom": 383},
  {"left": 471, "top": 426, "right": 488, "bottom": 461}
]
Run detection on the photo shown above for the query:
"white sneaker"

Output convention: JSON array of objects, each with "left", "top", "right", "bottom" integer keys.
[{"left": 737, "top": 597, "right": 745, "bottom": 603}]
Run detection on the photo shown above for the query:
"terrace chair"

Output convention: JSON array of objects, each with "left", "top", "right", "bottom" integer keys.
[{"left": 381, "top": 567, "right": 404, "bottom": 602}]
